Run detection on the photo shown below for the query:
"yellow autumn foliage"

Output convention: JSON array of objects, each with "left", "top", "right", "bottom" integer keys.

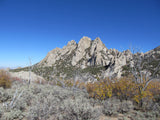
[
  {"left": 0, "top": 70, "right": 12, "bottom": 89},
  {"left": 86, "top": 78, "right": 113, "bottom": 100},
  {"left": 85, "top": 75, "right": 160, "bottom": 105}
]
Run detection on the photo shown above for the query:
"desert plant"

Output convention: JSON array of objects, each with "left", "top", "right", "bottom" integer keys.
[
  {"left": 58, "top": 97, "right": 101, "bottom": 120},
  {"left": 0, "top": 70, "right": 11, "bottom": 89},
  {"left": 28, "top": 95, "right": 60, "bottom": 120},
  {"left": 102, "top": 98, "right": 120, "bottom": 116},
  {"left": 118, "top": 100, "right": 134, "bottom": 114},
  {"left": 86, "top": 78, "right": 113, "bottom": 100},
  {"left": 2, "top": 110, "right": 24, "bottom": 120},
  {"left": 131, "top": 111, "right": 159, "bottom": 120},
  {"left": 0, "top": 87, "right": 11, "bottom": 102},
  {"left": 113, "top": 76, "right": 136, "bottom": 101},
  {"left": 152, "top": 103, "right": 160, "bottom": 117},
  {"left": 102, "top": 98, "right": 134, "bottom": 116}
]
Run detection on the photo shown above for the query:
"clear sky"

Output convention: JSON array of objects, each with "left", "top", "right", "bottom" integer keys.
[{"left": 0, "top": 0, "right": 160, "bottom": 68}]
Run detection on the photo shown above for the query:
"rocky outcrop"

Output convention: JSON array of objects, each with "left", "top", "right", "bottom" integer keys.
[
  {"left": 38, "top": 40, "right": 77, "bottom": 66},
  {"left": 72, "top": 37, "right": 91, "bottom": 66},
  {"left": 35, "top": 37, "right": 159, "bottom": 80},
  {"left": 36, "top": 36, "right": 134, "bottom": 78}
]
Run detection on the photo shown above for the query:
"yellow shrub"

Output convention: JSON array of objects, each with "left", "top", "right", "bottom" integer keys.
[
  {"left": 0, "top": 70, "right": 11, "bottom": 88},
  {"left": 113, "top": 76, "right": 136, "bottom": 101},
  {"left": 86, "top": 78, "right": 113, "bottom": 100},
  {"left": 85, "top": 75, "right": 160, "bottom": 105},
  {"left": 145, "top": 81, "right": 160, "bottom": 102}
]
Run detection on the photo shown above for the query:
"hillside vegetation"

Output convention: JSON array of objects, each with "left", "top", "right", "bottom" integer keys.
[{"left": 0, "top": 71, "right": 160, "bottom": 120}]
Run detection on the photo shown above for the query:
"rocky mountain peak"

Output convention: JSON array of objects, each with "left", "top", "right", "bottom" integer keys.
[
  {"left": 67, "top": 40, "right": 77, "bottom": 46},
  {"left": 71, "top": 37, "right": 91, "bottom": 66},
  {"left": 90, "top": 37, "right": 106, "bottom": 55},
  {"left": 94, "top": 37, "right": 102, "bottom": 44},
  {"left": 79, "top": 36, "right": 91, "bottom": 42},
  {"left": 78, "top": 36, "right": 91, "bottom": 50}
]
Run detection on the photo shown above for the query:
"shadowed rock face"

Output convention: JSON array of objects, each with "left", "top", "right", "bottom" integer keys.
[{"left": 36, "top": 37, "right": 159, "bottom": 79}]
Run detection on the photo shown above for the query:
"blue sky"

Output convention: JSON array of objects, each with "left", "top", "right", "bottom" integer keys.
[{"left": 0, "top": 0, "right": 160, "bottom": 68}]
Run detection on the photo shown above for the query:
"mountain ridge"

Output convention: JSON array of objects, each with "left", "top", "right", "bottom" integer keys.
[{"left": 10, "top": 37, "right": 160, "bottom": 81}]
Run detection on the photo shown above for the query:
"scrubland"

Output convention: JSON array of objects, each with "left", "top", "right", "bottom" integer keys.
[{"left": 0, "top": 69, "right": 160, "bottom": 120}]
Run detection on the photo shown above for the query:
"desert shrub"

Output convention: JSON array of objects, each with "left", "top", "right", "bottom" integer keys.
[
  {"left": 0, "top": 70, "right": 11, "bottom": 89},
  {"left": 58, "top": 97, "right": 101, "bottom": 120},
  {"left": 28, "top": 95, "right": 60, "bottom": 120},
  {"left": 21, "top": 90, "right": 35, "bottom": 106},
  {"left": 131, "top": 80, "right": 160, "bottom": 108},
  {"left": 130, "top": 111, "right": 159, "bottom": 120},
  {"left": 0, "top": 83, "right": 35, "bottom": 114},
  {"left": 118, "top": 101, "right": 134, "bottom": 114},
  {"left": 2, "top": 110, "right": 24, "bottom": 120},
  {"left": 146, "top": 81, "right": 160, "bottom": 103},
  {"left": 102, "top": 98, "right": 134, "bottom": 116},
  {"left": 51, "top": 85, "right": 88, "bottom": 101},
  {"left": 113, "top": 76, "right": 136, "bottom": 101},
  {"left": 89, "top": 98, "right": 101, "bottom": 107},
  {"left": 27, "top": 84, "right": 85, "bottom": 120},
  {"left": 152, "top": 103, "right": 160, "bottom": 117},
  {"left": 27, "top": 84, "right": 89, "bottom": 120},
  {"left": 86, "top": 76, "right": 137, "bottom": 101},
  {"left": 30, "top": 85, "right": 42, "bottom": 95},
  {"left": 113, "top": 77, "right": 159, "bottom": 108},
  {"left": 86, "top": 75, "right": 160, "bottom": 110},
  {"left": 0, "top": 83, "right": 90, "bottom": 120},
  {"left": 102, "top": 98, "right": 120, "bottom": 116},
  {"left": 86, "top": 78, "right": 113, "bottom": 100},
  {"left": 13, "top": 97, "right": 27, "bottom": 112},
  {"left": 0, "top": 87, "right": 11, "bottom": 102},
  {"left": 141, "top": 99, "right": 160, "bottom": 113}
]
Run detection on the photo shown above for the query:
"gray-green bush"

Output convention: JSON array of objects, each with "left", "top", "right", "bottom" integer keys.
[
  {"left": 0, "top": 87, "right": 11, "bottom": 102},
  {"left": 58, "top": 97, "right": 101, "bottom": 120},
  {"left": 102, "top": 98, "right": 120, "bottom": 116},
  {"left": 102, "top": 98, "right": 134, "bottom": 116},
  {"left": 2, "top": 110, "right": 24, "bottom": 120},
  {"left": 118, "top": 101, "right": 133, "bottom": 114}
]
